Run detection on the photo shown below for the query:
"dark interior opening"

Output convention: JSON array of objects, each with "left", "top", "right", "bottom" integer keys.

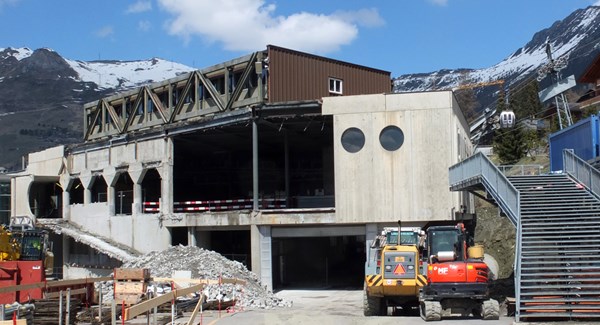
[
  {"left": 208, "top": 230, "right": 251, "bottom": 269},
  {"left": 272, "top": 235, "right": 365, "bottom": 290},
  {"left": 70, "top": 178, "right": 84, "bottom": 204},
  {"left": 172, "top": 116, "right": 334, "bottom": 209},
  {"left": 171, "top": 227, "right": 188, "bottom": 246},
  {"left": 29, "top": 181, "right": 62, "bottom": 219},
  {"left": 91, "top": 176, "right": 107, "bottom": 203}
]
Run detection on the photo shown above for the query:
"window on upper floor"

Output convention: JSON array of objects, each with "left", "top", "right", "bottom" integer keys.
[{"left": 329, "top": 77, "right": 343, "bottom": 95}]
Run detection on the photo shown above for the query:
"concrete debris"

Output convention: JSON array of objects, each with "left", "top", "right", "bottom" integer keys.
[{"left": 113, "top": 245, "right": 291, "bottom": 309}]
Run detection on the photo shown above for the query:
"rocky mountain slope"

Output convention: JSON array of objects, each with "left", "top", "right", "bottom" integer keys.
[
  {"left": 394, "top": 5, "right": 600, "bottom": 116},
  {"left": 0, "top": 47, "right": 194, "bottom": 170}
]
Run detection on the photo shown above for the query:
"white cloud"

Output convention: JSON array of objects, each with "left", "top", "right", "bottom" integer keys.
[
  {"left": 594, "top": 0, "right": 600, "bottom": 6},
  {"left": 332, "top": 8, "right": 385, "bottom": 28},
  {"left": 158, "top": 0, "right": 383, "bottom": 54},
  {"left": 126, "top": 0, "right": 152, "bottom": 14},
  {"left": 138, "top": 20, "right": 151, "bottom": 31},
  {"left": 95, "top": 25, "right": 115, "bottom": 38},
  {"left": 428, "top": 0, "right": 448, "bottom": 6}
]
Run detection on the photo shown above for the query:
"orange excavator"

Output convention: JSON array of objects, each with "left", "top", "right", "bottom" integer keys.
[{"left": 419, "top": 223, "right": 499, "bottom": 321}]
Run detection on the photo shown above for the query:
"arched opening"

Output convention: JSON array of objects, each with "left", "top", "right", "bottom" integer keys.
[
  {"left": 91, "top": 176, "right": 108, "bottom": 203},
  {"left": 114, "top": 173, "right": 133, "bottom": 215},
  {"left": 141, "top": 168, "right": 161, "bottom": 213},
  {"left": 29, "top": 179, "right": 62, "bottom": 219},
  {"left": 70, "top": 178, "right": 84, "bottom": 205}
]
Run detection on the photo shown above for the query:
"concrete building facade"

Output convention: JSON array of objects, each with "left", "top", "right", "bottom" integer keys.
[{"left": 9, "top": 46, "right": 472, "bottom": 289}]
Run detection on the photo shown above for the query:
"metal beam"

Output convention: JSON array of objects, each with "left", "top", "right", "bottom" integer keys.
[
  {"left": 225, "top": 52, "right": 258, "bottom": 111},
  {"left": 123, "top": 87, "right": 146, "bottom": 134},
  {"left": 145, "top": 86, "right": 169, "bottom": 123},
  {"left": 197, "top": 71, "right": 226, "bottom": 111},
  {"left": 168, "top": 73, "right": 195, "bottom": 123}
]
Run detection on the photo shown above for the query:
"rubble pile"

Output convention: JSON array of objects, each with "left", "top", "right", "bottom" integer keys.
[{"left": 119, "top": 245, "right": 292, "bottom": 309}]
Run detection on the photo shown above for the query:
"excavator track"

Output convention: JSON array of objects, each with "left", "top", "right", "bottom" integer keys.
[{"left": 420, "top": 300, "right": 442, "bottom": 321}]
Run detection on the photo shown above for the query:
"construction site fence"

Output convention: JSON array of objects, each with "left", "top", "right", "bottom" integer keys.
[
  {"left": 563, "top": 149, "right": 600, "bottom": 196},
  {"left": 143, "top": 197, "right": 287, "bottom": 213}
]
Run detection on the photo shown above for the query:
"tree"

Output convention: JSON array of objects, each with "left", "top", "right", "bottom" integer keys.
[
  {"left": 494, "top": 126, "right": 526, "bottom": 164},
  {"left": 493, "top": 92, "right": 526, "bottom": 164},
  {"left": 510, "top": 81, "right": 542, "bottom": 119},
  {"left": 455, "top": 88, "right": 480, "bottom": 123}
]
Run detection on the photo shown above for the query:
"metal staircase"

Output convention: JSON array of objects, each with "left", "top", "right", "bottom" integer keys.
[
  {"left": 510, "top": 173, "right": 600, "bottom": 320},
  {"left": 449, "top": 150, "right": 600, "bottom": 322}
]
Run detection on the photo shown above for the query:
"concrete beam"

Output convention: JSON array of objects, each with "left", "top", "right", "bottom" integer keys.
[{"left": 160, "top": 211, "right": 336, "bottom": 227}]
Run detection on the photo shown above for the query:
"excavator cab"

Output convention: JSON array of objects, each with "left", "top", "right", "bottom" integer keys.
[{"left": 427, "top": 226, "right": 464, "bottom": 262}]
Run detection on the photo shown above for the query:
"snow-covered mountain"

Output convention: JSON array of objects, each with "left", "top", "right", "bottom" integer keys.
[
  {"left": 0, "top": 47, "right": 194, "bottom": 170},
  {"left": 66, "top": 57, "right": 194, "bottom": 90},
  {"left": 0, "top": 47, "right": 194, "bottom": 91},
  {"left": 394, "top": 5, "right": 600, "bottom": 112}
]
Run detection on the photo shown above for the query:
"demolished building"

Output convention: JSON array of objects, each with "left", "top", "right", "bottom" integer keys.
[{"left": 9, "top": 45, "right": 473, "bottom": 290}]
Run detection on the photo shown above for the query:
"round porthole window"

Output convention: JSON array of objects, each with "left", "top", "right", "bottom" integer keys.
[
  {"left": 379, "top": 125, "right": 404, "bottom": 151},
  {"left": 341, "top": 127, "right": 365, "bottom": 153}
]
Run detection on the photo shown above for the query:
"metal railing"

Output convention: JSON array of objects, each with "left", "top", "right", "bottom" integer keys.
[
  {"left": 449, "top": 152, "right": 520, "bottom": 226},
  {"left": 497, "top": 164, "right": 544, "bottom": 177},
  {"left": 563, "top": 149, "right": 600, "bottom": 196}
]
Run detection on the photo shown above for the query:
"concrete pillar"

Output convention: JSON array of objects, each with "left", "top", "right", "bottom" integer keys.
[
  {"left": 79, "top": 170, "right": 93, "bottom": 205},
  {"left": 62, "top": 235, "right": 70, "bottom": 277},
  {"left": 158, "top": 138, "right": 174, "bottom": 215},
  {"left": 59, "top": 174, "right": 72, "bottom": 221},
  {"left": 128, "top": 162, "right": 146, "bottom": 215},
  {"left": 252, "top": 117, "right": 259, "bottom": 211},
  {"left": 365, "top": 223, "right": 379, "bottom": 269},
  {"left": 103, "top": 166, "right": 118, "bottom": 216},
  {"left": 187, "top": 227, "right": 197, "bottom": 247},
  {"left": 251, "top": 225, "right": 272, "bottom": 291}
]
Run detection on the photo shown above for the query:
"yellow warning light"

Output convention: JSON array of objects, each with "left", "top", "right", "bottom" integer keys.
[
  {"left": 428, "top": 265, "right": 433, "bottom": 271},
  {"left": 467, "top": 265, "right": 474, "bottom": 270}
]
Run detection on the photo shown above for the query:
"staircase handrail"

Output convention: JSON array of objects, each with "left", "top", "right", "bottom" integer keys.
[
  {"left": 449, "top": 152, "right": 520, "bottom": 226},
  {"left": 563, "top": 149, "right": 600, "bottom": 197}
]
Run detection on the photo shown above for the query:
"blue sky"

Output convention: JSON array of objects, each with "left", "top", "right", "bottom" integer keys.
[{"left": 0, "top": 0, "right": 599, "bottom": 77}]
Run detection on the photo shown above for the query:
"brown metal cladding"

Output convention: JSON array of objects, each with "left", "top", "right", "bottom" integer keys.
[{"left": 267, "top": 45, "right": 391, "bottom": 103}]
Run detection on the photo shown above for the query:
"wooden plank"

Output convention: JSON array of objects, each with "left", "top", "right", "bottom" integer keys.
[
  {"left": 186, "top": 293, "right": 205, "bottom": 325},
  {"left": 0, "top": 276, "right": 110, "bottom": 294},
  {"left": 114, "top": 268, "right": 150, "bottom": 280},
  {"left": 45, "top": 287, "right": 88, "bottom": 298},
  {"left": 46, "top": 276, "right": 112, "bottom": 288},
  {"left": 115, "top": 282, "right": 146, "bottom": 294},
  {"left": 124, "top": 283, "right": 204, "bottom": 320},
  {"left": 115, "top": 294, "right": 144, "bottom": 305}
]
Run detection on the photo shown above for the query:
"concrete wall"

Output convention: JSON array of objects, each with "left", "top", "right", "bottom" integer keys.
[
  {"left": 27, "top": 145, "right": 65, "bottom": 176},
  {"left": 322, "top": 91, "right": 473, "bottom": 224},
  {"left": 70, "top": 203, "right": 170, "bottom": 253},
  {"left": 70, "top": 139, "right": 167, "bottom": 173},
  {"left": 11, "top": 146, "right": 65, "bottom": 218}
]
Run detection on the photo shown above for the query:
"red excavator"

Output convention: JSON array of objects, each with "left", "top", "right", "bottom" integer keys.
[{"left": 419, "top": 223, "right": 499, "bottom": 321}]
